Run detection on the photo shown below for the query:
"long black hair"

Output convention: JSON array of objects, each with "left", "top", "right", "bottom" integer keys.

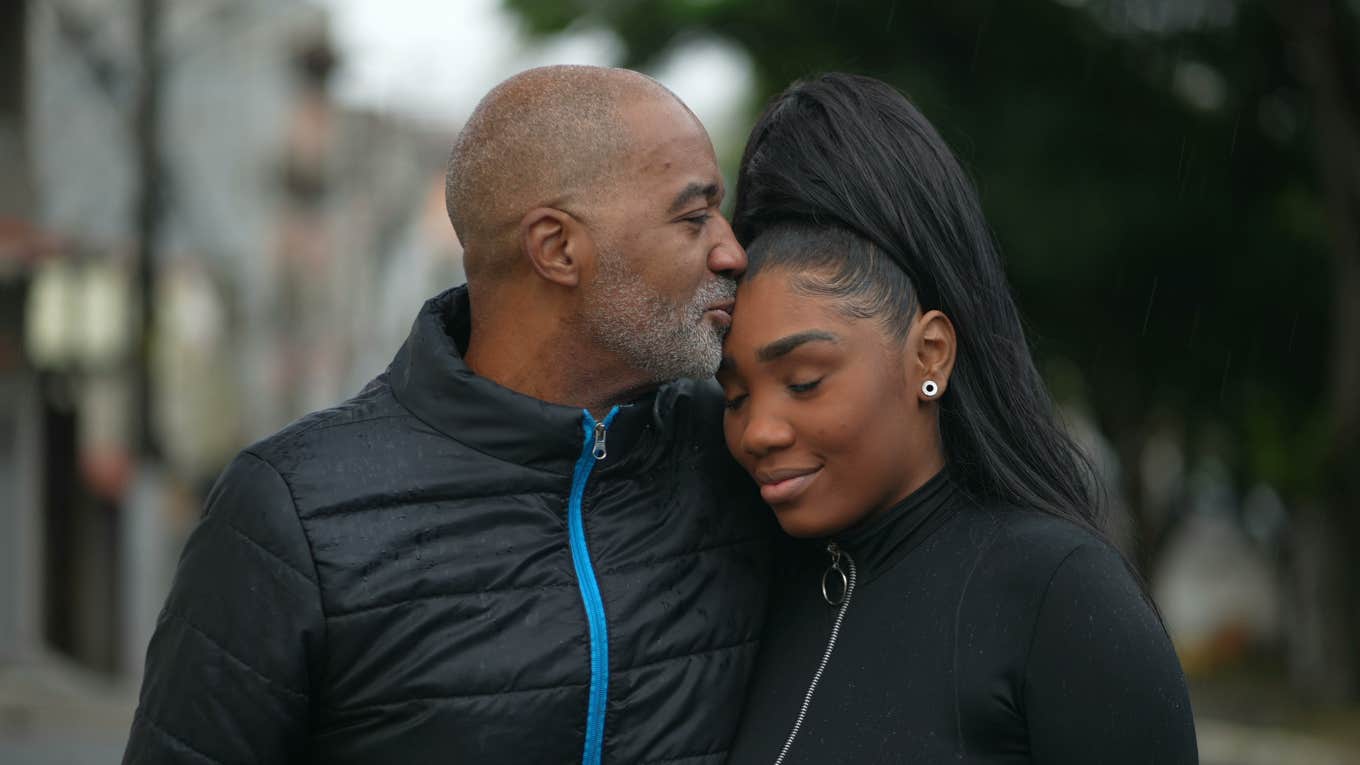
[{"left": 733, "top": 72, "right": 1108, "bottom": 536}]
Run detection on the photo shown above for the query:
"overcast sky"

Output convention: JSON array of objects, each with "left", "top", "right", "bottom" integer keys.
[{"left": 312, "top": 0, "right": 754, "bottom": 141}]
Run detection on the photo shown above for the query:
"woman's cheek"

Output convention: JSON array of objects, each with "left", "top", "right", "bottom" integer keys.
[{"left": 805, "top": 409, "right": 852, "bottom": 453}]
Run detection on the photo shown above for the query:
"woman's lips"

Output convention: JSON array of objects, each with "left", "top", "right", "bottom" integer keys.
[{"left": 757, "top": 467, "right": 821, "bottom": 505}]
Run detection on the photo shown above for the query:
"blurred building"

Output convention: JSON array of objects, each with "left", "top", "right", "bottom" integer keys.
[{"left": 2, "top": 2, "right": 463, "bottom": 756}]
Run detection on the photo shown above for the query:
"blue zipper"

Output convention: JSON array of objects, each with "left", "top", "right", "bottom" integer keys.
[{"left": 568, "top": 406, "right": 619, "bottom": 765}]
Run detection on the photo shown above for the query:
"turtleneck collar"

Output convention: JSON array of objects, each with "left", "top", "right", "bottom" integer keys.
[
  {"left": 833, "top": 468, "right": 958, "bottom": 584},
  {"left": 387, "top": 286, "right": 665, "bottom": 476}
]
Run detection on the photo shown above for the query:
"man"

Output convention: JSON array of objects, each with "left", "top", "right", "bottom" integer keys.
[{"left": 123, "top": 66, "right": 770, "bottom": 764}]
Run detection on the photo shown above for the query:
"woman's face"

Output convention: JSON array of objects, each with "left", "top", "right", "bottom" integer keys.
[{"left": 717, "top": 267, "right": 951, "bottom": 538}]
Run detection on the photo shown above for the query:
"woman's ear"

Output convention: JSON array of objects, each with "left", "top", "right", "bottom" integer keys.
[
  {"left": 910, "top": 309, "right": 957, "bottom": 402},
  {"left": 519, "top": 207, "right": 594, "bottom": 287}
]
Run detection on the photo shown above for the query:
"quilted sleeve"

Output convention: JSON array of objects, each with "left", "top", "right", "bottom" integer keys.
[{"left": 122, "top": 450, "right": 326, "bottom": 764}]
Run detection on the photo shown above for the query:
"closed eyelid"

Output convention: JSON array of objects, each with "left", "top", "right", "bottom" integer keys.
[{"left": 675, "top": 208, "right": 714, "bottom": 226}]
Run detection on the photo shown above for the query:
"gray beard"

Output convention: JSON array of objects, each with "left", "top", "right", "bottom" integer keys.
[{"left": 584, "top": 256, "right": 736, "bottom": 384}]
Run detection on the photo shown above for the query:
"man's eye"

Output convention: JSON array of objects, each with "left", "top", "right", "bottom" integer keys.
[
  {"left": 788, "top": 379, "right": 822, "bottom": 394},
  {"left": 684, "top": 213, "right": 711, "bottom": 227},
  {"left": 723, "top": 394, "right": 747, "bottom": 411}
]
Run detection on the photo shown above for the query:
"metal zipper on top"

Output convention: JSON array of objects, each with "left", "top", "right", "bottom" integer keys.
[
  {"left": 773, "top": 542, "right": 858, "bottom": 765},
  {"left": 568, "top": 406, "right": 619, "bottom": 765}
]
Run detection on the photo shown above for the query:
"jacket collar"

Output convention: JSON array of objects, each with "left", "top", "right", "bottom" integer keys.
[
  {"left": 834, "top": 468, "right": 958, "bottom": 584},
  {"left": 388, "top": 286, "right": 663, "bottom": 476}
]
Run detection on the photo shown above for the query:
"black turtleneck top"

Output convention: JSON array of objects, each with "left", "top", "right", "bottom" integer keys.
[{"left": 727, "top": 471, "right": 1198, "bottom": 764}]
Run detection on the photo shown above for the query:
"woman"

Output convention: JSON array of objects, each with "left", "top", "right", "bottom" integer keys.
[{"left": 719, "top": 74, "right": 1197, "bottom": 764}]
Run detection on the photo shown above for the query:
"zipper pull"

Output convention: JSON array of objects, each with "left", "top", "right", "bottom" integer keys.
[
  {"left": 592, "top": 421, "right": 608, "bottom": 461},
  {"left": 822, "top": 542, "right": 848, "bottom": 605}
]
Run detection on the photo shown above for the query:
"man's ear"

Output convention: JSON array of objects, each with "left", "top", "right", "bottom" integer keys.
[
  {"left": 908, "top": 309, "right": 957, "bottom": 401},
  {"left": 519, "top": 207, "right": 593, "bottom": 288}
]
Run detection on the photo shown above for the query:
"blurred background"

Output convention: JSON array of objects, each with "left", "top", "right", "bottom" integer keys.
[{"left": 0, "top": 0, "right": 1356, "bottom": 762}]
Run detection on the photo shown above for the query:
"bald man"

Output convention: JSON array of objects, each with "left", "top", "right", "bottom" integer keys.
[{"left": 123, "top": 66, "right": 772, "bottom": 764}]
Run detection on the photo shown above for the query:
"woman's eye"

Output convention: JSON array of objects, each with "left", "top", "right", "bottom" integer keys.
[
  {"left": 723, "top": 394, "right": 747, "bottom": 411},
  {"left": 788, "top": 379, "right": 822, "bottom": 394}
]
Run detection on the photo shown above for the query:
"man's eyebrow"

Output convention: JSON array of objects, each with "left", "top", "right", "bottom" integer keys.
[
  {"left": 668, "top": 181, "right": 721, "bottom": 214},
  {"left": 757, "top": 330, "right": 840, "bottom": 362}
]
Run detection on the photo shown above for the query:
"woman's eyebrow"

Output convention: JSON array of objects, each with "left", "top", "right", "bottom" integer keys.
[{"left": 756, "top": 330, "right": 839, "bottom": 362}]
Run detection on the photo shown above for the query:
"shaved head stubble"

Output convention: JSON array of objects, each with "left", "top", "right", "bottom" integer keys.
[{"left": 446, "top": 65, "right": 734, "bottom": 383}]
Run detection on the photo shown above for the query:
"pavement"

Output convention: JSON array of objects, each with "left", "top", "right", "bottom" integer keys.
[
  {"left": 0, "top": 658, "right": 134, "bottom": 765},
  {"left": 1199, "top": 719, "right": 1360, "bottom": 765}
]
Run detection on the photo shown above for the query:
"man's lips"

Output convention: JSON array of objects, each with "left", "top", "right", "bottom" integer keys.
[
  {"left": 705, "top": 301, "right": 735, "bottom": 327},
  {"left": 756, "top": 466, "right": 822, "bottom": 505}
]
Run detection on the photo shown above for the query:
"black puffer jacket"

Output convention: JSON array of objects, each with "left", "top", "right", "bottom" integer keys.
[{"left": 124, "top": 287, "right": 772, "bottom": 764}]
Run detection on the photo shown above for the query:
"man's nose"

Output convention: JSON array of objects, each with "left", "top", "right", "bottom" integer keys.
[{"left": 708, "top": 214, "right": 747, "bottom": 279}]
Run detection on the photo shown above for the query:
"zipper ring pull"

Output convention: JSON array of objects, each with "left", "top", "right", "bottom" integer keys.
[{"left": 822, "top": 542, "right": 848, "bottom": 605}]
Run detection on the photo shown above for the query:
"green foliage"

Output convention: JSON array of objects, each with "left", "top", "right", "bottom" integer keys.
[{"left": 504, "top": 0, "right": 1344, "bottom": 504}]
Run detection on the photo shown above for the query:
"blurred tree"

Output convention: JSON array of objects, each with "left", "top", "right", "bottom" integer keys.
[
  {"left": 1273, "top": 0, "right": 1360, "bottom": 704},
  {"left": 505, "top": 0, "right": 1358, "bottom": 699},
  {"left": 1, "top": 0, "right": 31, "bottom": 221}
]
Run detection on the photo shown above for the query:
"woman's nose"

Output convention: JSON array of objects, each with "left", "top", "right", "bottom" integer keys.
[{"left": 740, "top": 407, "right": 796, "bottom": 458}]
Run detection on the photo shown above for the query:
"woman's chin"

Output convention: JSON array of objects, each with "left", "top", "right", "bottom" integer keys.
[{"left": 770, "top": 502, "right": 849, "bottom": 539}]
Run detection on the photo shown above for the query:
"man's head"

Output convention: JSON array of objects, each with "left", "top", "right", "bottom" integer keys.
[{"left": 446, "top": 65, "right": 745, "bottom": 386}]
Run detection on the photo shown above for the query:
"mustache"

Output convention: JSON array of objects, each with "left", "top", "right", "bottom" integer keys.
[{"left": 695, "top": 277, "right": 737, "bottom": 307}]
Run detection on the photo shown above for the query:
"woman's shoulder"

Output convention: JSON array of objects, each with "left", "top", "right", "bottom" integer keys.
[
  {"left": 945, "top": 506, "right": 1168, "bottom": 676},
  {"left": 981, "top": 503, "right": 1108, "bottom": 546},
  {"left": 946, "top": 505, "right": 1138, "bottom": 606}
]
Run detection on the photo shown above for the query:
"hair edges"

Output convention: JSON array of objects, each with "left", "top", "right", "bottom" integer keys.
[{"left": 748, "top": 221, "right": 921, "bottom": 339}]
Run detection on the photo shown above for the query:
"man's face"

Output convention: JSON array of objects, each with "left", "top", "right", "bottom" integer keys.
[{"left": 581, "top": 97, "right": 747, "bottom": 382}]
